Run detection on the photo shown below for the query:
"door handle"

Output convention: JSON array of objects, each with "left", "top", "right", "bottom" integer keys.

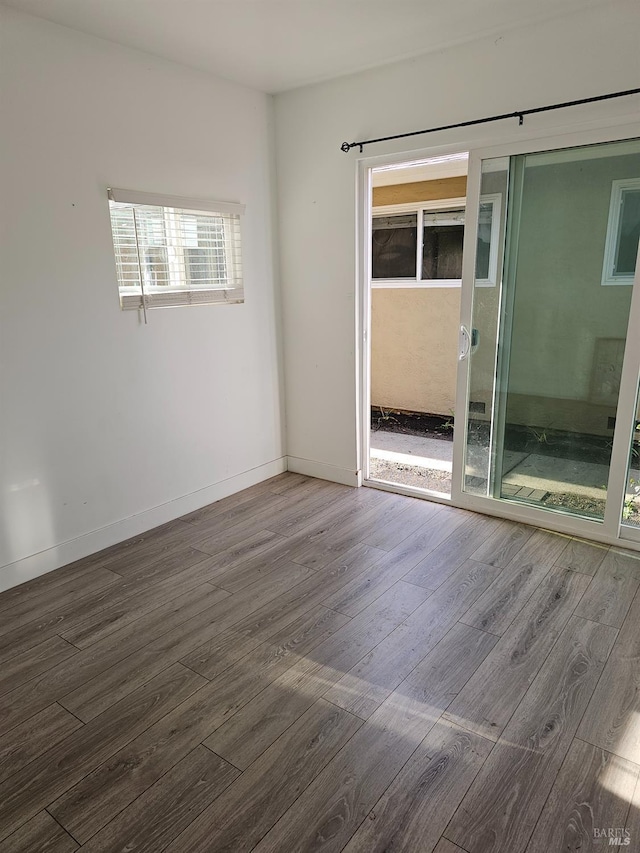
[
  {"left": 459, "top": 325, "right": 471, "bottom": 361},
  {"left": 459, "top": 326, "right": 480, "bottom": 360}
]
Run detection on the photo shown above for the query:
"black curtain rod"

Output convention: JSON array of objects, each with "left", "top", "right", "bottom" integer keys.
[{"left": 340, "top": 87, "right": 640, "bottom": 153}]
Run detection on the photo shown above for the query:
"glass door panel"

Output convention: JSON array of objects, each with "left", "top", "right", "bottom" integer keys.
[
  {"left": 463, "top": 158, "right": 509, "bottom": 496},
  {"left": 622, "top": 385, "right": 640, "bottom": 529},
  {"left": 463, "top": 137, "right": 640, "bottom": 522}
]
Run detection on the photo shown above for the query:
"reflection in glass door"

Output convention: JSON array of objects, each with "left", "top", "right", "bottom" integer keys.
[
  {"left": 622, "top": 386, "right": 640, "bottom": 530},
  {"left": 463, "top": 138, "right": 640, "bottom": 522}
]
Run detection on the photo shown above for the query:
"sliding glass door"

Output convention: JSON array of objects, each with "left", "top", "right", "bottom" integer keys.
[{"left": 456, "top": 136, "right": 640, "bottom": 538}]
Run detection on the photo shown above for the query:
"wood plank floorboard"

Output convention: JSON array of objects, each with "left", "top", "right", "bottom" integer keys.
[
  {"left": 0, "top": 664, "right": 206, "bottom": 842},
  {"left": 433, "top": 840, "right": 468, "bottom": 853},
  {"left": 625, "top": 767, "right": 640, "bottom": 847},
  {"left": 0, "top": 635, "right": 79, "bottom": 697},
  {"left": 555, "top": 537, "right": 609, "bottom": 576},
  {"left": 248, "top": 620, "right": 497, "bottom": 853},
  {"left": 77, "top": 746, "right": 240, "bottom": 853},
  {"left": 59, "top": 563, "right": 313, "bottom": 722},
  {"left": 525, "top": 738, "right": 639, "bottom": 852},
  {"left": 401, "top": 512, "right": 505, "bottom": 590},
  {"left": 574, "top": 548, "right": 640, "bottom": 627},
  {"left": 0, "top": 584, "right": 228, "bottom": 736},
  {"left": 341, "top": 719, "right": 493, "bottom": 853},
  {"left": 0, "top": 548, "right": 215, "bottom": 663},
  {"left": 359, "top": 498, "right": 443, "bottom": 551},
  {"left": 93, "top": 521, "right": 197, "bottom": 577},
  {"left": 0, "top": 473, "right": 639, "bottom": 853},
  {"left": 470, "top": 519, "right": 535, "bottom": 568},
  {"left": 0, "top": 810, "right": 78, "bottom": 853},
  {"left": 165, "top": 700, "right": 362, "bottom": 853},
  {"left": 577, "top": 587, "right": 640, "bottom": 763},
  {"left": 0, "top": 704, "right": 82, "bottom": 785},
  {"left": 0, "top": 557, "right": 114, "bottom": 612},
  {"left": 58, "top": 555, "right": 234, "bottom": 649},
  {"left": 602, "top": 547, "right": 640, "bottom": 579},
  {"left": 444, "top": 616, "right": 618, "bottom": 853},
  {"left": 323, "top": 560, "right": 501, "bottom": 719},
  {"left": 321, "top": 510, "right": 468, "bottom": 616},
  {"left": 228, "top": 543, "right": 387, "bottom": 642},
  {"left": 0, "top": 567, "right": 122, "bottom": 643},
  {"left": 459, "top": 528, "right": 572, "bottom": 637},
  {"left": 281, "top": 491, "right": 400, "bottom": 570},
  {"left": 444, "top": 567, "right": 591, "bottom": 741},
  {"left": 49, "top": 606, "right": 355, "bottom": 843},
  {"left": 203, "top": 581, "right": 432, "bottom": 769}
]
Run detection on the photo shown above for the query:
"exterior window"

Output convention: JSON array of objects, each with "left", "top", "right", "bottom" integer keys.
[
  {"left": 422, "top": 209, "right": 465, "bottom": 280},
  {"left": 602, "top": 178, "right": 640, "bottom": 285},
  {"left": 371, "top": 194, "right": 500, "bottom": 288},
  {"left": 372, "top": 214, "right": 417, "bottom": 279},
  {"left": 108, "top": 188, "right": 244, "bottom": 309}
]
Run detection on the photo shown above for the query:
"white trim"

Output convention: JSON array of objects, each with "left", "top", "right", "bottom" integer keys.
[
  {"left": 0, "top": 458, "right": 287, "bottom": 593},
  {"left": 358, "top": 159, "right": 373, "bottom": 485},
  {"left": 452, "top": 149, "right": 483, "bottom": 507},
  {"left": 287, "top": 456, "right": 360, "bottom": 487},
  {"left": 108, "top": 187, "right": 245, "bottom": 216},
  {"left": 601, "top": 177, "right": 640, "bottom": 286}
]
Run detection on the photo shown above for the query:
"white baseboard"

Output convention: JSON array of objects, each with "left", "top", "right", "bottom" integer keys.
[
  {"left": 0, "top": 457, "right": 287, "bottom": 593},
  {"left": 287, "top": 456, "right": 360, "bottom": 487}
]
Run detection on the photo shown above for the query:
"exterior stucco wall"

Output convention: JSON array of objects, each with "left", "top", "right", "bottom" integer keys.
[{"left": 371, "top": 287, "right": 460, "bottom": 415}]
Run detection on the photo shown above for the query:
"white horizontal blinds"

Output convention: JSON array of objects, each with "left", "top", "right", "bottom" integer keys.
[{"left": 107, "top": 189, "right": 244, "bottom": 310}]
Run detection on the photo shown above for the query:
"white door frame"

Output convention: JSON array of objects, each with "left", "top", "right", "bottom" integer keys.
[{"left": 357, "top": 118, "right": 640, "bottom": 551}]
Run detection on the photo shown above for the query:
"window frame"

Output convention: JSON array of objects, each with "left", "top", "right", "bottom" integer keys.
[
  {"left": 108, "top": 187, "right": 245, "bottom": 311},
  {"left": 371, "top": 193, "right": 501, "bottom": 288},
  {"left": 601, "top": 177, "right": 640, "bottom": 286}
]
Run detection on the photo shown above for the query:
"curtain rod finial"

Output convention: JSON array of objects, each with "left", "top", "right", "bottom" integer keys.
[{"left": 341, "top": 141, "right": 352, "bottom": 153}]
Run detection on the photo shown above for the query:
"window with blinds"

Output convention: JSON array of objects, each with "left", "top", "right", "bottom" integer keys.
[{"left": 107, "top": 188, "right": 244, "bottom": 310}]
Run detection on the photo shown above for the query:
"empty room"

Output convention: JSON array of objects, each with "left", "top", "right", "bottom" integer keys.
[{"left": 2, "top": 1, "right": 640, "bottom": 851}]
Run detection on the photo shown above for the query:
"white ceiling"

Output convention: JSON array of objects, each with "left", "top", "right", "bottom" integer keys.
[{"left": 2, "top": 0, "right": 611, "bottom": 94}]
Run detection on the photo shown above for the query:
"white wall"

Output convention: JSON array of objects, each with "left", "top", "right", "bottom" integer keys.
[
  {"left": 0, "top": 8, "right": 285, "bottom": 583},
  {"left": 275, "top": 0, "right": 640, "bottom": 484}
]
